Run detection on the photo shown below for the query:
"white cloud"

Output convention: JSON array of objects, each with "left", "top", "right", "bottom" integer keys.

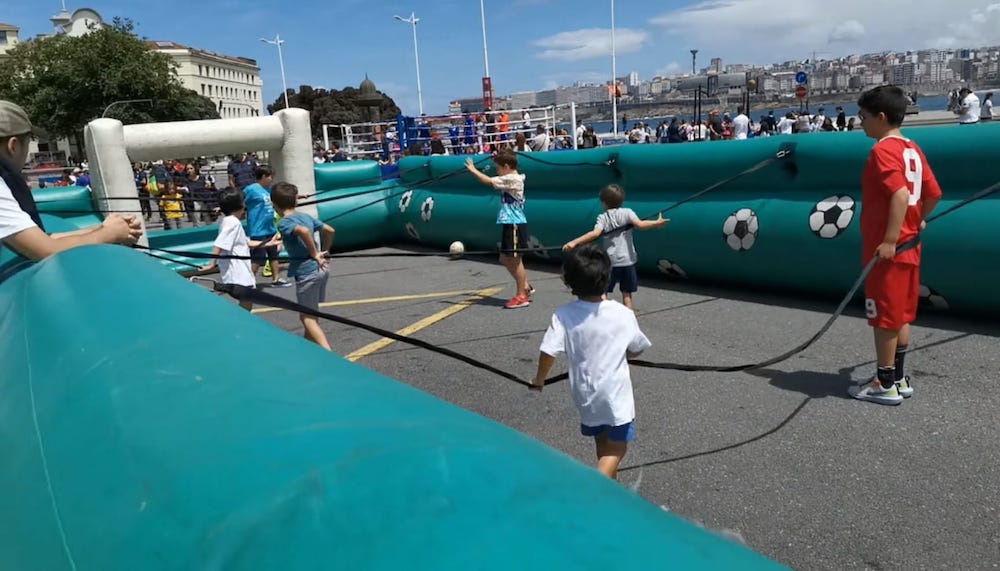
[
  {"left": 650, "top": 0, "right": 1000, "bottom": 64},
  {"left": 655, "top": 61, "right": 684, "bottom": 76},
  {"left": 540, "top": 71, "right": 608, "bottom": 89},
  {"left": 533, "top": 28, "right": 649, "bottom": 61},
  {"left": 829, "top": 20, "right": 865, "bottom": 43}
]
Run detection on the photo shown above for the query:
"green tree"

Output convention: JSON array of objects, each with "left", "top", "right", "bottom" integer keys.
[
  {"left": 267, "top": 85, "right": 403, "bottom": 138},
  {"left": 0, "top": 18, "right": 219, "bottom": 152}
]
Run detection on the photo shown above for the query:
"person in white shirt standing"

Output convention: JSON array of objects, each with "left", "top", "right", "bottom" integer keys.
[
  {"left": 980, "top": 92, "right": 994, "bottom": 122},
  {"left": 732, "top": 106, "right": 751, "bottom": 140},
  {"left": 955, "top": 88, "right": 981, "bottom": 124},
  {"left": 199, "top": 188, "right": 279, "bottom": 311},
  {"left": 531, "top": 243, "right": 653, "bottom": 481}
]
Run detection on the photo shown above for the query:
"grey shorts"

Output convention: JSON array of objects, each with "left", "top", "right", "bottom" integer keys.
[{"left": 295, "top": 269, "right": 329, "bottom": 312}]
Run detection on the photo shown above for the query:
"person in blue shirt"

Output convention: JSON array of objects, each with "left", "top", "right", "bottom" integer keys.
[
  {"left": 272, "top": 181, "right": 335, "bottom": 350},
  {"left": 242, "top": 166, "right": 290, "bottom": 287},
  {"left": 227, "top": 152, "right": 258, "bottom": 191}
]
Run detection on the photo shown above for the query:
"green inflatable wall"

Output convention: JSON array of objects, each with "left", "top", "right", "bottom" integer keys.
[
  {"left": 0, "top": 246, "right": 784, "bottom": 570},
  {"left": 18, "top": 122, "right": 998, "bottom": 317},
  {"left": 390, "top": 124, "right": 1000, "bottom": 318}
]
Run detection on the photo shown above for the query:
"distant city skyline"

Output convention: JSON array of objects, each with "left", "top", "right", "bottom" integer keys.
[{"left": 5, "top": 0, "right": 1000, "bottom": 114}]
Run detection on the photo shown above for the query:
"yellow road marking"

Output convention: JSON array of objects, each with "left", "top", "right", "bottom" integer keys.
[
  {"left": 345, "top": 287, "right": 503, "bottom": 362},
  {"left": 251, "top": 289, "right": 493, "bottom": 315}
]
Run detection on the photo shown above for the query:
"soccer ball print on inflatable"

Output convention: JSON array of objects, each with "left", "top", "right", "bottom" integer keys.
[
  {"left": 919, "top": 284, "right": 950, "bottom": 310},
  {"left": 722, "top": 208, "right": 759, "bottom": 252},
  {"left": 809, "top": 195, "right": 855, "bottom": 239},
  {"left": 421, "top": 197, "right": 435, "bottom": 222},
  {"left": 657, "top": 259, "right": 688, "bottom": 279},
  {"left": 526, "top": 235, "right": 550, "bottom": 259},
  {"left": 398, "top": 190, "right": 413, "bottom": 213}
]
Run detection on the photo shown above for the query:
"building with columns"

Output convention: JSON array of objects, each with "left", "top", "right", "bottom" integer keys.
[
  {"left": 149, "top": 41, "right": 265, "bottom": 118},
  {"left": 0, "top": 23, "right": 20, "bottom": 59}
]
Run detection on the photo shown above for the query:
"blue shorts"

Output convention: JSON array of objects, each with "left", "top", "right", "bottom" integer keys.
[
  {"left": 581, "top": 421, "right": 635, "bottom": 442},
  {"left": 607, "top": 265, "right": 639, "bottom": 294}
]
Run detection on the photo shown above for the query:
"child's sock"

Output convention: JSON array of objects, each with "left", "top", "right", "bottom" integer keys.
[
  {"left": 876, "top": 366, "right": 896, "bottom": 390},
  {"left": 894, "top": 345, "right": 908, "bottom": 381}
]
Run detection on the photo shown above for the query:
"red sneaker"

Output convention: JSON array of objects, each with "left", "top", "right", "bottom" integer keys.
[{"left": 504, "top": 295, "right": 531, "bottom": 309}]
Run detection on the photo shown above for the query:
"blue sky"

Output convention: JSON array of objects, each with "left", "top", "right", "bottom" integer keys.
[{"left": 9, "top": 1, "right": 1000, "bottom": 115}]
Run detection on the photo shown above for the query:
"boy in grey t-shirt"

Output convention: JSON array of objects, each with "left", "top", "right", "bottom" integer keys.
[{"left": 562, "top": 184, "right": 668, "bottom": 310}]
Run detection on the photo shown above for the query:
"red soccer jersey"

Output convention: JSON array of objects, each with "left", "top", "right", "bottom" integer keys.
[{"left": 860, "top": 136, "right": 943, "bottom": 265}]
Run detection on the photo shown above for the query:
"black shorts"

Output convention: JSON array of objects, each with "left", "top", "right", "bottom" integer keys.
[
  {"left": 499, "top": 223, "right": 529, "bottom": 256},
  {"left": 249, "top": 235, "right": 280, "bottom": 266},
  {"left": 607, "top": 264, "right": 639, "bottom": 293}
]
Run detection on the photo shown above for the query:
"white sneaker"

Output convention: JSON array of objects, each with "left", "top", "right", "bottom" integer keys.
[
  {"left": 848, "top": 378, "right": 903, "bottom": 406},
  {"left": 896, "top": 375, "right": 914, "bottom": 398}
]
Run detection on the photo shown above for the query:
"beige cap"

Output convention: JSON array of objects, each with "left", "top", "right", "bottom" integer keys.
[{"left": 0, "top": 100, "right": 33, "bottom": 138}]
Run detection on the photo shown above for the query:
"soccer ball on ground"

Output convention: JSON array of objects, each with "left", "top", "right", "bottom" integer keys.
[
  {"left": 809, "top": 195, "right": 855, "bottom": 239},
  {"left": 449, "top": 241, "right": 465, "bottom": 258},
  {"left": 722, "top": 208, "right": 759, "bottom": 252}
]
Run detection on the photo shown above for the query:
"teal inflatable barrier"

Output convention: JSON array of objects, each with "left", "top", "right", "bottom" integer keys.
[
  {"left": 314, "top": 160, "right": 383, "bottom": 189},
  {"left": 30, "top": 186, "right": 102, "bottom": 230},
  {"left": 387, "top": 124, "right": 1000, "bottom": 318},
  {"left": 21, "top": 125, "right": 998, "bottom": 317},
  {"left": 0, "top": 246, "right": 784, "bottom": 570}
]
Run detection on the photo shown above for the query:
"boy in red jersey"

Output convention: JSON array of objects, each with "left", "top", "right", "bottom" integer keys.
[{"left": 850, "top": 85, "right": 942, "bottom": 405}]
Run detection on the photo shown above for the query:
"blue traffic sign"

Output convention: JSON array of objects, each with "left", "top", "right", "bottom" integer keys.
[{"left": 795, "top": 71, "right": 808, "bottom": 84}]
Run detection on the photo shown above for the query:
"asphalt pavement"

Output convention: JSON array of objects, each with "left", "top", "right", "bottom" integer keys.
[{"left": 195, "top": 245, "right": 1000, "bottom": 571}]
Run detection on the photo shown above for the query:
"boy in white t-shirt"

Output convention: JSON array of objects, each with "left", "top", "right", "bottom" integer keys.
[
  {"left": 199, "top": 188, "right": 279, "bottom": 311},
  {"left": 531, "top": 244, "right": 652, "bottom": 480},
  {"left": 563, "top": 184, "right": 668, "bottom": 310}
]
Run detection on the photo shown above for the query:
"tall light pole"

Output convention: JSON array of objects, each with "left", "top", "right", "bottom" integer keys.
[
  {"left": 480, "top": 0, "right": 490, "bottom": 78},
  {"left": 611, "top": 0, "right": 618, "bottom": 136},
  {"left": 101, "top": 98, "right": 153, "bottom": 118},
  {"left": 260, "top": 34, "right": 289, "bottom": 110},
  {"left": 394, "top": 12, "right": 424, "bottom": 116},
  {"left": 480, "top": 0, "right": 494, "bottom": 110}
]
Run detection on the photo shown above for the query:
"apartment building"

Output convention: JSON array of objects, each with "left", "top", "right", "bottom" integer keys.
[{"left": 150, "top": 41, "right": 265, "bottom": 118}]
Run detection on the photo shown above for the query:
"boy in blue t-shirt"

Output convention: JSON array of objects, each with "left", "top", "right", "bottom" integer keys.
[
  {"left": 465, "top": 151, "right": 534, "bottom": 309},
  {"left": 271, "top": 181, "right": 336, "bottom": 351},
  {"left": 242, "top": 166, "right": 290, "bottom": 287}
]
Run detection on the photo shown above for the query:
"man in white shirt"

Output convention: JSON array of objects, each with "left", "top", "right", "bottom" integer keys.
[
  {"left": 955, "top": 88, "right": 980, "bottom": 124},
  {"left": 529, "top": 125, "right": 550, "bottom": 152},
  {"left": 980, "top": 92, "right": 993, "bottom": 122},
  {"left": 0, "top": 100, "right": 142, "bottom": 263},
  {"left": 732, "top": 106, "right": 751, "bottom": 140},
  {"left": 778, "top": 113, "right": 795, "bottom": 135}
]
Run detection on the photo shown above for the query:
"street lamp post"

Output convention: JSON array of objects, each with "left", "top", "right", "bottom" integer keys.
[
  {"left": 260, "top": 34, "right": 289, "bottom": 110},
  {"left": 394, "top": 12, "right": 424, "bottom": 116},
  {"left": 480, "top": 0, "right": 494, "bottom": 111},
  {"left": 611, "top": 0, "right": 618, "bottom": 136},
  {"left": 101, "top": 98, "right": 153, "bottom": 118},
  {"left": 480, "top": 0, "right": 490, "bottom": 78}
]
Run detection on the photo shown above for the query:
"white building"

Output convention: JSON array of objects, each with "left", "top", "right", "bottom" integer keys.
[
  {"left": 49, "top": 7, "right": 104, "bottom": 37},
  {"left": 0, "top": 22, "right": 20, "bottom": 58},
  {"left": 150, "top": 41, "right": 264, "bottom": 118}
]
